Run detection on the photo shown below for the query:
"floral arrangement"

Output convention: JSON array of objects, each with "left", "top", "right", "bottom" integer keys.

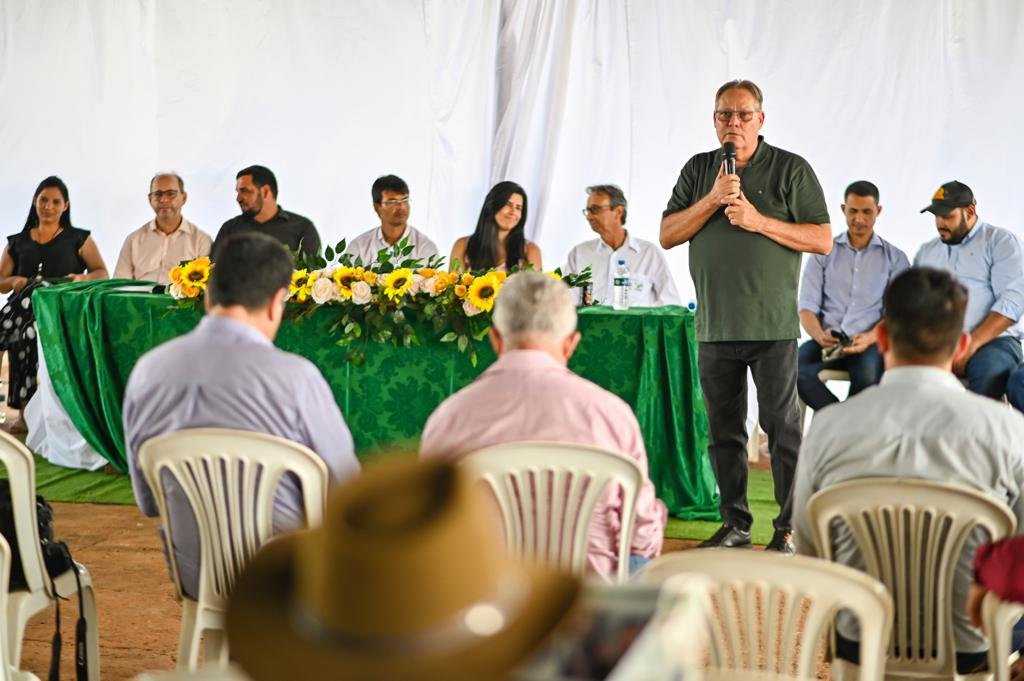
[{"left": 169, "top": 238, "right": 590, "bottom": 366}]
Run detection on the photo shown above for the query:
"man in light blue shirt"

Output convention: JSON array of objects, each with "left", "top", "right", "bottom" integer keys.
[
  {"left": 124, "top": 232, "right": 360, "bottom": 599},
  {"left": 914, "top": 181, "right": 1024, "bottom": 400},
  {"left": 798, "top": 181, "right": 909, "bottom": 409}
]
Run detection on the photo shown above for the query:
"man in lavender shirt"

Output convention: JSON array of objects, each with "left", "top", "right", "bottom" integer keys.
[
  {"left": 123, "top": 232, "right": 360, "bottom": 598},
  {"left": 797, "top": 181, "right": 909, "bottom": 410},
  {"left": 419, "top": 271, "right": 667, "bottom": 580}
]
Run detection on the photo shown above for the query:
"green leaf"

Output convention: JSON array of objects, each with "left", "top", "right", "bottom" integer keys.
[
  {"left": 469, "top": 350, "right": 478, "bottom": 367},
  {"left": 440, "top": 332, "right": 458, "bottom": 342},
  {"left": 324, "top": 246, "right": 335, "bottom": 261},
  {"left": 457, "top": 335, "right": 468, "bottom": 353},
  {"left": 473, "top": 325, "right": 490, "bottom": 341}
]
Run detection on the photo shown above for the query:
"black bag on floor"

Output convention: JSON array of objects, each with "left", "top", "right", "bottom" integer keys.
[{"left": 0, "top": 478, "right": 88, "bottom": 680}]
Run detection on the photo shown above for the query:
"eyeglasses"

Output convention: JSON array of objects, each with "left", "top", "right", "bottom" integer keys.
[
  {"left": 149, "top": 190, "right": 180, "bottom": 200},
  {"left": 714, "top": 109, "right": 760, "bottom": 123},
  {"left": 379, "top": 198, "right": 410, "bottom": 208},
  {"left": 582, "top": 204, "right": 613, "bottom": 216}
]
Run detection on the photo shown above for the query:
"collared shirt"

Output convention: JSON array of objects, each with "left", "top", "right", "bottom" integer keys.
[
  {"left": 662, "top": 136, "right": 830, "bottom": 342},
  {"left": 914, "top": 221, "right": 1024, "bottom": 338},
  {"left": 792, "top": 366, "right": 1024, "bottom": 652},
  {"left": 346, "top": 224, "right": 439, "bottom": 266},
  {"left": 124, "top": 315, "right": 359, "bottom": 598},
  {"left": 564, "top": 233, "right": 681, "bottom": 307},
  {"left": 214, "top": 207, "right": 321, "bottom": 258},
  {"left": 419, "top": 350, "right": 667, "bottom": 580},
  {"left": 798, "top": 231, "right": 909, "bottom": 336},
  {"left": 113, "top": 218, "right": 213, "bottom": 284}
]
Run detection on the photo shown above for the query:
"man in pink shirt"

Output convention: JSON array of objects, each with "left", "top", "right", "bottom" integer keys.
[{"left": 420, "top": 271, "right": 667, "bottom": 579}]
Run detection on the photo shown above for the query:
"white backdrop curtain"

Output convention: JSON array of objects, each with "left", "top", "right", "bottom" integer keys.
[{"left": 1, "top": 0, "right": 1022, "bottom": 302}]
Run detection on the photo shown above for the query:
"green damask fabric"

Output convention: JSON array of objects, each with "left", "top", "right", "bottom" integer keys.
[{"left": 33, "top": 281, "right": 719, "bottom": 519}]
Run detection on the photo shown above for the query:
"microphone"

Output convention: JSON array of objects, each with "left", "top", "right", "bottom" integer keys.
[{"left": 723, "top": 142, "right": 737, "bottom": 175}]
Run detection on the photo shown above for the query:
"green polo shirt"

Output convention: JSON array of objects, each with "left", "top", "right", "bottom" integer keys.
[{"left": 663, "top": 137, "right": 830, "bottom": 342}]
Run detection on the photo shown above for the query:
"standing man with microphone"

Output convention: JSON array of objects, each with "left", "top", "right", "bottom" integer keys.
[{"left": 659, "top": 80, "right": 832, "bottom": 553}]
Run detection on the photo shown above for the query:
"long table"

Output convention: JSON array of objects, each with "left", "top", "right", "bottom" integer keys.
[{"left": 33, "top": 280, "right": 719, "bottom": 519}]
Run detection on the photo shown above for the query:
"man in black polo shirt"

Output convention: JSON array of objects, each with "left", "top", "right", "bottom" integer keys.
[
  {"left": 213, "top": 165, "right": 321, "bottom": 259},
  {"left": 659, "top": 79, "right": 832, "bottom": 553}
]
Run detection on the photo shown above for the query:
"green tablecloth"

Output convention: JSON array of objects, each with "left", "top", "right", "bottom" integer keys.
[{"left": 33, "top": 280, "right": 719, "bottom": 519}]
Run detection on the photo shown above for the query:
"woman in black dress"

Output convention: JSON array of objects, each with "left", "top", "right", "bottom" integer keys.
[
  {"left": 449, "top": 181, "right": 542, "bottom": 271},
  {"left": 0, "top": 176, "right": 108, "bottom": 431}
]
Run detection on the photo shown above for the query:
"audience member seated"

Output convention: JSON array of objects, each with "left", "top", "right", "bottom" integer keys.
[
  {"left": 914, "top": 181, "right": 1024, "bottom": 400},
  {"left": 225, "top": 457, "right": 580, "bottom": 681},
  {"left": 213, "top": 165, "right": 321, "bottom": 259},
  {"left": 564, "top": 184, "right": 680, "bottom": 306},
  {"left": 792, "top": 266, "right": 1024, "bottom": 674},
  {"left": 449, "top": 181, "right": 542, "bottom": 271},
  {"left": 420, "top": 271, "right": 667, "bottom": 579},
  {"left": 968, "top": 536, "right": 1024, "bottom": 680},
  {"left": 113, "top": 172, "right": 212, "bottom": 284},
  {"left": 346, "top": 174, "right": 439, "bottom": 265},
  {"left": 0, "top": 176, "right": 108, "bottom": 433},
  {"left": 123, "top": 231, "right": 360, "bottom": 599},
  {"left": 797, "top": 180, "right": 909, "bottom": 410}
]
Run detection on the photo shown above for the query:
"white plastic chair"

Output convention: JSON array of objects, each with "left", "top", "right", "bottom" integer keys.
[
  {"left": 0, "top": 430, "right": 98, "bottom": 680},
  {"left": 982, "top": 590, "right": 1024, "bottom": 681},
  {"left": 806, "top": 477, "right": 1019, "bottom": 680},
  {"left": 637, "top": 551, "right": 893, "bottom": 681},
  {"left": 460, "top": 441, "right": 643, "bottom": 583},
  {"left": 137, "top": 428, "right": 329, "bottom": 672}
]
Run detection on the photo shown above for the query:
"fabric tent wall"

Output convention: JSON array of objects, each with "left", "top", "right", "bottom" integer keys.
[{"left": 1, "top": 0, "right": 1022, "bottom": 302}]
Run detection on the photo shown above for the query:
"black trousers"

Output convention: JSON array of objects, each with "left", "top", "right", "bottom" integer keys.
[{"left": 697, "top": 340, "right": 801, "bottom": 532}]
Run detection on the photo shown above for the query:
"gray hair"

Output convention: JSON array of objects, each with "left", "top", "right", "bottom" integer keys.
[
  {"left": 150, "top": 172, "right": 185, "bottom": 192},
  {"left": 586, "top": 184, "right": 628, "bottom": 225},
  {"left": 493, "top": 271, "right": 577, "bottom": 346}
]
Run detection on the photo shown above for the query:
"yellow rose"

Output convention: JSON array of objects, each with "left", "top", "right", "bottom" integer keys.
[
  {"left": 362, "top": 271, "right": 378, "bottom": 285},
  {"left": 461, "top": 273, "right": 475, "bottom": 286},
  {"left": 454, "top": 284, "right": 468, "bottom": 299},
  {"left": 492, "top": 271, "right": 507, "bottom": 283},
  {"left": 417, "top": 267, "right": 436, "bottom": 278}
]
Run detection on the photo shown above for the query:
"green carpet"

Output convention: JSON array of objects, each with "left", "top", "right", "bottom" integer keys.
[
  {"left": 1, "top": 455, "right": 136, "bottom": 505},
  {"left": 665, "top": 468, "right": 778, "bottom": 545}
]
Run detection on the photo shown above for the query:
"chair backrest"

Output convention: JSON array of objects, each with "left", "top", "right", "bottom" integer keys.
[
  {"left": 0, "top": 430, "right": 54, "bottom": 598},
  {"left": 637, "top": 551, "right": 893, "bottom": 681},
  {"left": 460, "top": 441, "right": 643, "bottom": 583},
  {"left": 806, "top": 477, "right": 1017, "bottom": 678},
  {"left": 137, "top": 428, "right": 329, "bottom": 605}
]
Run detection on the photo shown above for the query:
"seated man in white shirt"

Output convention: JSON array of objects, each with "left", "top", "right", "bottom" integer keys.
[
  {"left": 419, "top": 271, "right": 667, "bottom": 580},
  {"left": 564, "top": 184, "right": 680, "bottom": 306},
  {"left": 792, "top": 266, "right": 1024, "bottom": 675},
  {"left": 114, "top": 173, "right": 213, "bottom": 284},
  {"left": 346, "top": 174, "right": 439, "bottom": 266}
]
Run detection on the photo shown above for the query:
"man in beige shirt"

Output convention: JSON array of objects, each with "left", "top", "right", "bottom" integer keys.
[{"left": 114, "top": 173, "right": 212, "bottom": 284}]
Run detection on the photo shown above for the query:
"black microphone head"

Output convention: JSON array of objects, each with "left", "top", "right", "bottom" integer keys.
[{"left": 723, "top": 141, "right": 736, "bottom": 158}]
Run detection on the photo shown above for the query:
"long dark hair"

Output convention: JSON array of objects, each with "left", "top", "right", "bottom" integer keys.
[
  {"left": 24, "top": 176, "right": 73, "bottom": 231},
  {"left": 465, "top": 181, "right": 528, "bottom": 270}
]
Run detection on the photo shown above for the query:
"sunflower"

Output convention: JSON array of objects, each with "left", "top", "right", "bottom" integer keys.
[
  {"left": 168, "top": 265, "right": 184, "bottom": 286},
  {"left": 179, "top": 257, "right": 212, "bottom": 290},
  {"left": 467, "top": 273, "right": 501, "bottom": 312},
  {"left": 332, "top": 266, "right": 359, "bottom": 299},
  {"left": 382, "top": 268, "right": 413, "bottom": 300},
  {"left": 546, "top": 271, "right": 562, "bottom": 281},
  {"left": 290, "top": 269, "right": 313, "bottom": 303}
]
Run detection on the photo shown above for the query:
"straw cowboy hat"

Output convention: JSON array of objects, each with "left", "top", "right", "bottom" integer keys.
[{"left": 226, "top": 457, "right": 581, "bottom": 681}]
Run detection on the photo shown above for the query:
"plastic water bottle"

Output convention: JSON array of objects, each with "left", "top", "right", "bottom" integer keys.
[{"left": 612, "top": 259, "right": 630, "bottom": 310}]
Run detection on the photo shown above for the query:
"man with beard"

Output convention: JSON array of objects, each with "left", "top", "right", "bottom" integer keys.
[
  {"left": 915, "top": 181, "right": 1024, "bottom": 400},
  {"left": 213, "top": 165, "right": 321, "bottom": 258}
]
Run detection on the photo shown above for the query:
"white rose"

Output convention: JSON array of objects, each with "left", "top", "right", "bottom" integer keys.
[
  {"left": 351, "top": 280, "right": 373, "bottom": 305},
  {"left": 310, "top": 276, "right": 337, "bottom": 304},
  {"left": 421, "top": 276, "right": 438, "bottom": 296},
  {"left": 463, "top": 299, "right": 482, "bottom": 317},
  {"left": 169, "top": 283, "right": 184, "bottom": 299},
  {"left": 408, "top": 273, "right": 425, "bottom": 295}
]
